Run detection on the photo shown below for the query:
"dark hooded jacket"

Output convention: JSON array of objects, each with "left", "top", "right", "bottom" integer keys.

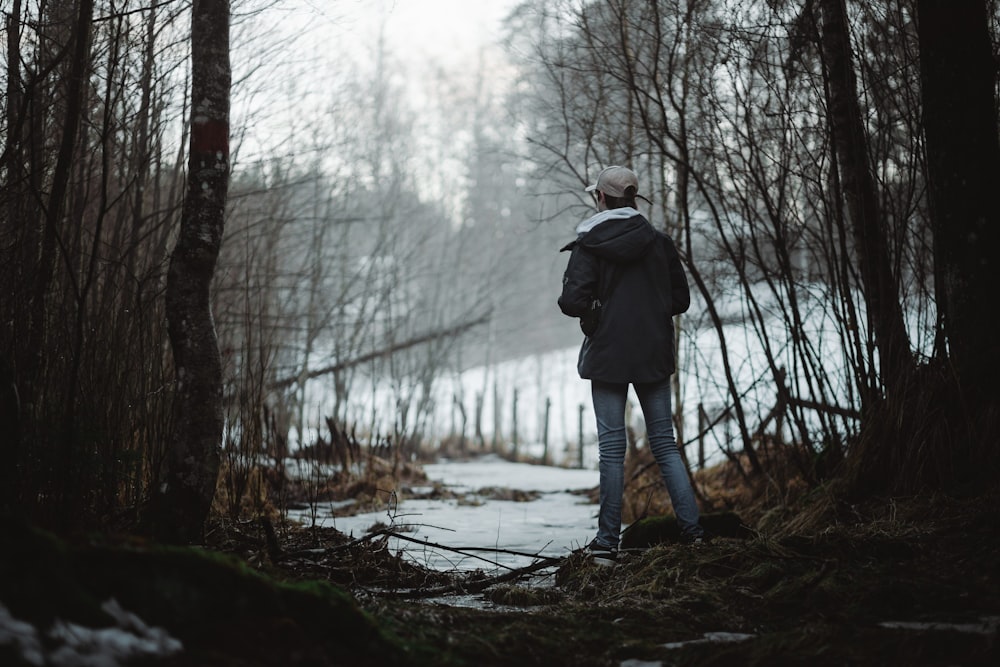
[{"left": 558, "top": 209, "right": 690, "bottom": 383}]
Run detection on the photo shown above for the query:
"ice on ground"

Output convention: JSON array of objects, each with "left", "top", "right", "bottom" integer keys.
[{"left": 289, "top": 456, "right": 601, "bottom": 571}]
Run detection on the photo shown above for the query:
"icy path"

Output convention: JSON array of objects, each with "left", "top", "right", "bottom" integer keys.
[{"left": 290, "top": 455, "right": 600, "bottom": 572}]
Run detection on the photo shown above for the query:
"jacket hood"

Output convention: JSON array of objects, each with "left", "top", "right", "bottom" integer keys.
[{"left": 572, "top": 208, "right": 657, "bottom": 264}]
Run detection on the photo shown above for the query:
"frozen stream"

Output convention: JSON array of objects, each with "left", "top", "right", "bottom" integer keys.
[{"left": 288, "top": 455, "right": 600, "bottom": 572}]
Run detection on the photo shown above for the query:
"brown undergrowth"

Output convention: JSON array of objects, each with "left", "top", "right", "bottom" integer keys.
[
  {"left": 194, "top": 445, "right": 999, "bottom": 665},
  {"left": 617, "top": 439, "right": 813, "bottom": 531}
]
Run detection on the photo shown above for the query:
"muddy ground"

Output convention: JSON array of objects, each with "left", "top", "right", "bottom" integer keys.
[
  {"left": 208, "top": 481, "right": 999, "bottom": 666},
  {"left": 2, "top": 457, "right": 998, "bottom": 666}
]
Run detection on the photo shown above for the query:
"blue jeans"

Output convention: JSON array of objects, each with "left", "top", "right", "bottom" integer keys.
[{"left": 591, "top": 379, "right": 703, "bottom": 548}]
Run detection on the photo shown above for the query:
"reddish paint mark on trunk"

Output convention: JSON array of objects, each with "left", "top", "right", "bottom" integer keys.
[{"left": 192, "top": 119, "right": 229, "bottom": 157}]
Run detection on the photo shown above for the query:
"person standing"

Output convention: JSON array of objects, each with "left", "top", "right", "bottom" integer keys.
[{"left": 558, "top": 165, "right": 704, "bottom": 565}]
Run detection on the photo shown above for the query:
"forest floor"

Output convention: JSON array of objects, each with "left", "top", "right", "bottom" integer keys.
[
  {"left": 198, "top": 454, "right": 1000, "bottom": 667},
  {"left": 3, "top": 454, "right": 998, "bottom": 666}
]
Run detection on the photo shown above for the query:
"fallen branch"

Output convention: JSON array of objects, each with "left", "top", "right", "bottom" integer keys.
[
  {"left": 371, "top": 529, "right": 566, "bottom": 598},
  {"left": 278, "top": 526, "right": 568, "bottom": 598},
  {"left": 270, "top": 312, "right": 490, "bottom": 391},
  {"left": 380, "top": 529, "right": 556, "bottom": 571},
  {"left": 393, "top": 552, "right": 565, "bottom": 599}
]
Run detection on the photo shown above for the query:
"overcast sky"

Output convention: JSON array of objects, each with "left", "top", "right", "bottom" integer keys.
[
  {"left": 233, "top": 0, "right": 522, "bottom": 184},
  {"left": 259, "top": 0, "right": 519, "bottom": 98}
]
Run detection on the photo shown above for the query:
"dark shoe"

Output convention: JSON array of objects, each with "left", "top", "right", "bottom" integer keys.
[
  {"left": 584, "top": 541, "right": 617, "bottom": 567},
  {"left": 679, "top": 531, "right": 710, "bottom": 545}
]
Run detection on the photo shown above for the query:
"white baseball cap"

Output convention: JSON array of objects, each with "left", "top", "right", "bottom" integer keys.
[{"left": 585, "top": 165, "right": 640, "bottom": 198}]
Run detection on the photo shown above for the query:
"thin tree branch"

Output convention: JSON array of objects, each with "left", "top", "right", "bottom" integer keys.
[{"left": 269, "top": 312, "right": 491, "bottom": 391}]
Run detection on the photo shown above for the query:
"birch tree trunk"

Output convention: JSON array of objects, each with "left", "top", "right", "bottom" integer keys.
[{"left": 147, "top": 0, "right": 231, "bottom": 543}]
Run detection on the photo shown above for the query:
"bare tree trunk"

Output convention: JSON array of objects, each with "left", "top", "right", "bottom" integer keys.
[
  {"left": 917, "top": 0, "right": 1000, "bottom": 405},
  {"left": 126, "top": 3, "right": 158, "bottom": 289},
  {"left": 3, "top": 2, "right": 23, "bottom": 209},
  {"left": 146, "top": 0, "right": 230, "bottom": 544},
  {"left": 1, "top": 0, "right": 24, "bottom": 508},
  {"left": 815, "top": 0, "right": 912, "bottom": 395},
  {"left": 28, "top": 0, "right": 94, "bottom": 519}
]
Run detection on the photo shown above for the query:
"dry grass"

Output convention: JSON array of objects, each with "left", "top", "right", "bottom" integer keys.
[{"left": 197, "top": 450, "right": 1000, "bottom": 666}]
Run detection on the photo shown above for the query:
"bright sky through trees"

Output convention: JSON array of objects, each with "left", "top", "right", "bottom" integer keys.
[{"left": 234, "top": 0, "right": 520, "bottom": 202}]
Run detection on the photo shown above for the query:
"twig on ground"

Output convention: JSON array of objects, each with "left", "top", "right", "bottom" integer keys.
[
  {"left": 373, "top": 529, "right": 547, "bottom": 572},
  {"left": 278, "top": 525, "right": 571, "bottom": 598},
  {"left": 393, "top": 553, "right": 565, "bottom": 599}
]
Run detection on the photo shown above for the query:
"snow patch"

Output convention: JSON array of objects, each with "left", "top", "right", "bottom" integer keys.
[
  {"left": 660, "top": 631, "right": 755, "bottom": 650},
  {"left": 0, "top": 599, "right": 183, "bottom": 667},
  {"left": 879, "top": 616, "right": 1000, "bottom": 635}
]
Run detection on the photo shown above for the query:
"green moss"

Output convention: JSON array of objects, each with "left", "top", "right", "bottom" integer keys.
[
  {"left": 0, "top": 516, "right": 435, "bottom": 666},
  {"left": 743, "top": 560, "right": 787, "bottom": 592},
  {"left": 5, "top": 488, "right": 999, "bottom": 667}
]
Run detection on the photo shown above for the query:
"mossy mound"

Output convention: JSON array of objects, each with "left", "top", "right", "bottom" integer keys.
[
  {"left": 620, "top": 510, "right": 753, "bottom": 549},
  {"left": 0, "top": 517, "right": 433, "bottom": 666}
]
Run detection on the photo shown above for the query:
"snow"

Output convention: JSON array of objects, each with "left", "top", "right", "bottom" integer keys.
[
  {"left": 0, "top": 603, "right": 43, "bottom": 666},
  {"left": 0, "top": 599, "right": 182, "bottom": 667},
  {"left": 619, "top": 633, "right": 756, "bottom": 667},
  {"left": 423, "top": 454, "right": 597, "bottom": 493},
  {"left": 288, "top": 455, "right": 600, "bottom": 572},
  {"left": 292, "top": 280, "right": 890, "bottom": 479},
  {"left": 285, "top": 283, "right": 879, "bottom": 572},
  {"left": 878, "top": 617, "right": 1000, "bottom": 635},
  {"left": 660, "top": 631, "right": 756, "bottom": 649}
]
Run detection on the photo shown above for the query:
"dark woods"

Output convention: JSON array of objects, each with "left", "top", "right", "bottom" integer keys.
[
  {"left": 509, "top": 0, "right": 1000, "bottom": 495},
  {"left": 1, "top": 0, "right": 999, "bottom": 542},
  {"left": 1, "top": 0, "right": 231, "bottom": 538}
]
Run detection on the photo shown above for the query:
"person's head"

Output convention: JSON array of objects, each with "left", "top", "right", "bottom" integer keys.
[{"left": 586, "top": 165, "right": 640, "bottom": 211}]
